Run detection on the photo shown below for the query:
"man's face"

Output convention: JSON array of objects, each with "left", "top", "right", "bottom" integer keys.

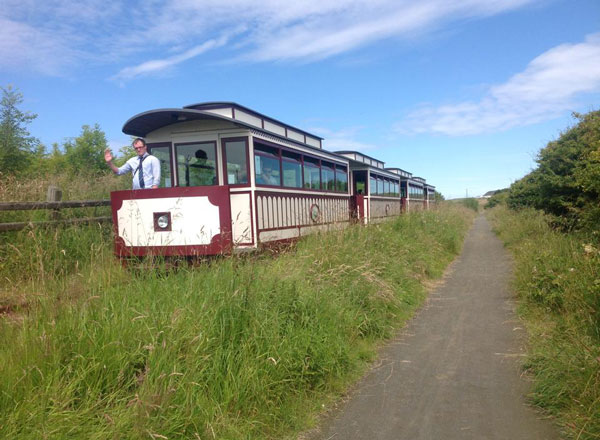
[{"left": 133, "top": 141, "right": 147, "bottom": 157}]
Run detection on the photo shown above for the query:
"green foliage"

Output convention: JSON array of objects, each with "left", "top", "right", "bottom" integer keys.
[
  {"left": 461, "top": 197, "right": 479, "bottom": 212},
  {"left": 434, "top": 191, "right": 445, "bottom": 202},
  {"left": 0, "top": 85, "right": 41, "bottom": 175},
  {"left": 0, "top": 85, "right": 119, "bottom": 180},
  {"left": 484, "top": 188, "right": 509, "bottom": 209},
  {"left": 506, "top": 110, "right": 600, "bottom": 230},
  {"left": 62, "top": 124, "right": 110, "bottom": 176},
  {"left": 0, "top": 205, "right": 473, "bottom": 439},
  {"left": 488, "top": 206, "right": 600, "bottom": 438}
]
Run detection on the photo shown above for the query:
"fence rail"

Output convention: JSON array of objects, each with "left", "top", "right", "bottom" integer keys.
[
  {"left": 0, "top": 186, "right": 112, "bottom": 232},
  {"left": 0, "top": 200, "right": 110, "bottom": 211},
  {"left": 0, "top": 216, "right": 112, "bottom": 232}
]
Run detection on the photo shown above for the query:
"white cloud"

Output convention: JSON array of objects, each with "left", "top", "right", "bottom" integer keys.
[
  {"left": 0, "top": 0, "right": 538, "bottom": 78},
  {"left": 397, "top": 33, "right": 600, "bottom": 136},
  {"left": 0, "top": 17, "right": 81, "bottom": 76},
  {"left": 110, "top": 35, "right": 230, "bottom": 83},
  {"left": 317, "top": 126, "right": 380, "bottom": 152}
]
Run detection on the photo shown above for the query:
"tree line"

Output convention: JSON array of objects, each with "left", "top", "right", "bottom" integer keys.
[
  {"left": 487, "top": 109, "right": 600, "bottom": 231},
  {"left": 0, "top": 85, "right": 122, "bottom": 180}
]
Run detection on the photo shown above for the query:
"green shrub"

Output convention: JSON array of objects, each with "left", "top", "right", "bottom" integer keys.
[
  {"left": 506, "top": 110, "right": 600, "bottom": 231},
  {"left": 488, "top": 205, "right": 600, "bottom": 438}
]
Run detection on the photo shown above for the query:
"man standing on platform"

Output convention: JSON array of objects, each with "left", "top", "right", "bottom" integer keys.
[{"left": 105, "top": 138, "right": 160, "bottom": 189}]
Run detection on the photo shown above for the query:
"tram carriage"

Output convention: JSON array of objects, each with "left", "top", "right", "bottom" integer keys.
[
  {"left": 334, "top": 151, "right": 404, "bottom": 224},
  {"left": 110, "top": 102, "right": 435, "bottom": 257}
]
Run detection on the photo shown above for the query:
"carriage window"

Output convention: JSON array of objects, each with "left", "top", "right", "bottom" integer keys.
[
  {"left": 335, "top": 166, "right": 348, "bottom": 192},
  {"left": 175, "top": 142, "right": 217, "bottom": 187},
  {"left": 303, "top": 157, "right": 321, "bottom": 190},
  {"left": 148, "top": 145, "right": 172, "bottom": 188},
  {"left": 282, "top": 151, "right": 302, "bottom": 188},
  {"left": 401, "top": 183, "right": 407, "bottom": 198},
  {"left": 254, "top": 144, "right": 281, "bottom": 186},
  {"left": 369, "top": 174, "right": 377, "bottom": 195},
  {"left": 224, "top": 139, "right": 248, "bottom": 185},
  {"left": 377, "top": 177, "right": 384, "bottom": 195},
  {"left": 384, "top": 180, "right": 391, "bottom": 197},
  {"left": 393, "top": 181, "right": 399, "bottom": 197},
  {"left": 322, "top": 162, "right": 335, "bottom": 191}
]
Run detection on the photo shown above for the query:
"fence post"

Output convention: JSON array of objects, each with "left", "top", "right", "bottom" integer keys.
[{"left": 47, "top": 185, "right": 62, "bottom": 220}]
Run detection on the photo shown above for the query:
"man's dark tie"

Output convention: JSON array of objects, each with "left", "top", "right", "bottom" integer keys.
[{"left": 138, "top": 156, "right": 145, "bottom": 189}]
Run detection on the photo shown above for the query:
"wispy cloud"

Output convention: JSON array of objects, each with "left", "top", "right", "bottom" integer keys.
[
  {"left": 317, "top": 126, "right": 380, "bottom": 152},
  {"left": 397, "top": 33, "right": 600, "bottom": 136},
  {"left": 0, "top": 0, "right": 538, "bottom": 79},
  {"left": 110, "top": 35, "right": 231, "bottom": 83}
]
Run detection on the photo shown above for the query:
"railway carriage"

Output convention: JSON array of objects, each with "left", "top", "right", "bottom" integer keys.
[
  {"left": 334, "top": 151, "right": 404, "bottom": 224},
  {"left": 110, "top": 102, "right": 435, "bottom": 258},
  {"left": 425, "top": 184, "right": 437, "bottom": 208},
  {"left": 111, "top": 102, "right": 352, "bottom": 257}
]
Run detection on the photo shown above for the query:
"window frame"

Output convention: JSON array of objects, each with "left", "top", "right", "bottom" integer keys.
[
  {"left": 174, "top": 141, "right": 218, "bottom": 187},
  {"left": 147, "top": 142, "right": 173, "bottom": 188},
  {"left": 254, "top": 142, "right": 282, "bottom": 187},
  {"left": 221, "top": 136, "right": 250, "bottom": 187},
  {"left": 281, "top": 150, "right": 303, "bottom": 188}
]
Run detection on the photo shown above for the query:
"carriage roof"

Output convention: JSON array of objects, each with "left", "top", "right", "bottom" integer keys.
[{"left": 122, "top": 102, "right": 323, "bottom": 150}]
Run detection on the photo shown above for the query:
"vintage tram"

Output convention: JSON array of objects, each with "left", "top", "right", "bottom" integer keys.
[{"left": 110, "top": 102, "right": 435, "bottom": 257}]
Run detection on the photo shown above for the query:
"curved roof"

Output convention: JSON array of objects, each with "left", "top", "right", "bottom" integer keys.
[
  {"left": 122, "top": 108, "right": 249, "bottom": 137},
  {"left": 123, "top": 102, "right": 324, "bottom": 150}
]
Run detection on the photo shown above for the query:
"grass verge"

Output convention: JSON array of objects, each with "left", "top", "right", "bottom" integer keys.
[
  {"left": 1, "top": 204, "right": 473, "bottom": 439},
  {"left": 487, "top": 206, "right": 600, "bottom": 440}
]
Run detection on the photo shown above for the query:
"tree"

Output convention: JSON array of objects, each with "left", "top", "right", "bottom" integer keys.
[
  {"left": 0, "top": 85, "right": 41, "bottom": 174},
  {"left": 62, "top": 124, "right": 109, "bottom": 175},
  {"left": 506, "top": 110, "right": 600, "bottom": 229}
]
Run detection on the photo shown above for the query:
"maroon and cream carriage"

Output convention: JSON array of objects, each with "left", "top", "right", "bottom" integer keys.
[
  {"left": 334, "top": 151, "right": 405, "bottom": 224},
  {"left": 110, "top": 102, "right": 433, "bottom": 257},
  {"left": 111, "top": 102, "right": 355, "bottom": 257},
  {"left": 389, "top": 170, "right": 433, "bottom": 212}
]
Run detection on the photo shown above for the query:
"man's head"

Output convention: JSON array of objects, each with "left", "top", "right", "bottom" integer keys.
[{"left": 132, "top": 138, "right": 147, "bottom": 157}]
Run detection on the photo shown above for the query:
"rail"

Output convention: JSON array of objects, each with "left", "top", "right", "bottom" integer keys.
[{"left": 0, "top": 186, "right": 112, "bottom": 232}]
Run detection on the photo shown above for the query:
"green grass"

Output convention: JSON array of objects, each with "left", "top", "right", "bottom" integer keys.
[
  {"left": 487, "top": 206, "right": 600, "bottom": 439},
  {"left": 0, "top": 203, "right": 473, "bottom": 439},
  {"left": 449, "top": 197, "right": 480, "bottom": 212}
]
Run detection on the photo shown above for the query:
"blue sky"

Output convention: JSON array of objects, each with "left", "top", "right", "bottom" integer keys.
[{"left": 1, "top": 0, "right": 599, "bottom": 198}]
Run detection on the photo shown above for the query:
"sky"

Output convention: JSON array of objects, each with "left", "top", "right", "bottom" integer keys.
[{"left": 1, "top": 0, "right": 599, "bottom": 198}]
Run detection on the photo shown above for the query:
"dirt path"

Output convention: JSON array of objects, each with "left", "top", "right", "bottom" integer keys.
[{"left": 308, "top": 214, "right": 561, "bottom": 440}]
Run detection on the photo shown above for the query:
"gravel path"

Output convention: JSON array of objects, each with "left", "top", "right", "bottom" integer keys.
[{"left": 309, "top": 214, "right": 561, "bottom": 440}]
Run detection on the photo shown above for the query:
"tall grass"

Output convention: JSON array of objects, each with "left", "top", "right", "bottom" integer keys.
[
  {"left": 0, "top": 204, "right": 473, "bottom": 439},
  {"left": 488, "top": 206, "right": 600, "bottom": 439},
  {"left": 0, "top": 173, "right": 124, "bottom": 224}
]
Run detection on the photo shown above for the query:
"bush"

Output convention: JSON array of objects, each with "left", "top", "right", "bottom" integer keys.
[{"left": 506, "top": 110, "right": 600, "bottom": 231}]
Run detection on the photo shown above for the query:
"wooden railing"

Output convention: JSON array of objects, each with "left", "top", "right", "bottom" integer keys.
[{"left": 0, "top": 186, "right": 111, "bottom": 232}]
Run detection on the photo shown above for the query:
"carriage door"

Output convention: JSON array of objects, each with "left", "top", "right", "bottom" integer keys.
[
  {"left": 221, "top": 137, "right": 254, "bottom": 247},
  {"left": 351, "top": 170, "right": 367, "bottom": 220}
]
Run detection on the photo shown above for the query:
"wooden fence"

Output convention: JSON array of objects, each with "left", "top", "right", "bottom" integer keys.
[{"left": 0, "top": 186, "right": 111, "bottom": 232}]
